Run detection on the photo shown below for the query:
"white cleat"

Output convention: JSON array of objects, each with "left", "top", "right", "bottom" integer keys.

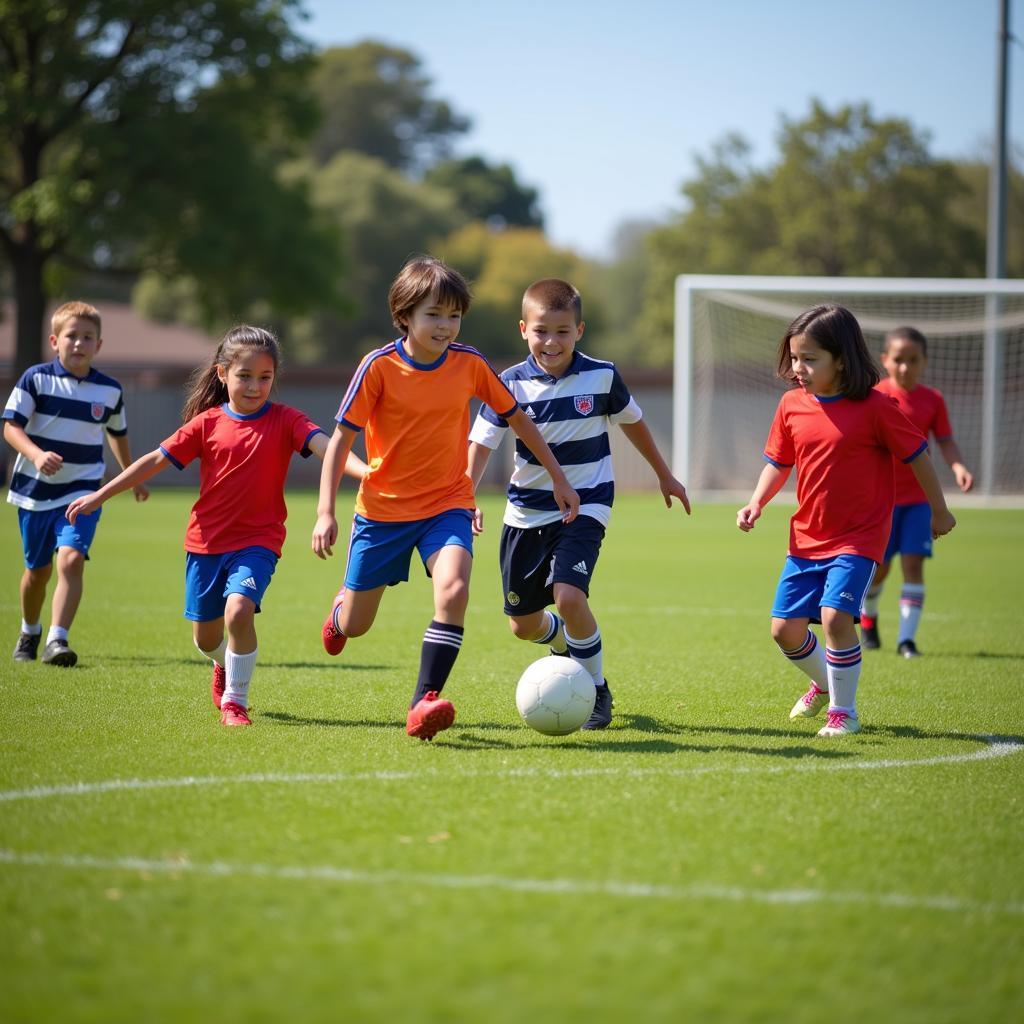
[{"left": 817, "top": 710, "right": 861, "bottom": 737}]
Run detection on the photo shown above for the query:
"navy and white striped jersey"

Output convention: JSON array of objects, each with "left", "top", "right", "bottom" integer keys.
[
  {"left": 469, "top": 351, "right": 642, "bottom": 528},
  {"left": 3, "top": 358, "right": 127, "bottom": 511}
]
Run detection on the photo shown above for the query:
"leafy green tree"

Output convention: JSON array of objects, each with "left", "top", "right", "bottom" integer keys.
[
  {"left": 424, "top": 156, "right": 543, "bottom": 228},
  {"left": 0, "top": 0, "right": 341, "bottom": 373},
  {"left": 953, "top": 156, "right": 1024, "bottom": 278},
  {"left": 309, "top": 43, "right": 470, "bottom": 171},
  {"left": 637, "top": 101, "right": 985, "bottom": 366}
]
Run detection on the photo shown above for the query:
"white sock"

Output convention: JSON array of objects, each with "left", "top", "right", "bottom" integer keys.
[
  {"left": 565, "top": 627, "right": 604, "bottom": 687},
  {"left": 46, "top": 625, "right": 68, "bottom": 644},
  {"left": 223, "top": 647, "right": 258, "bottom": 709},
  {"left": 826, "top": 643, "right": 862, "bottom": 714},
  {"left": 898, "top": 584, "right": 925, "bottom": 645},
  {"left": 195, "top": 636, "right": 227, "bottom": 668},
  {"left": 779, "top": 630, "right": 827, "bottom": 692},
  {"left": 862, "top": 584, "right": 884, "bottom": 619},
  {"left": 535, "top": 611, "right": 568, "bottom": 654},
  {"left": 21, "top": 620, "right": 42, "bottom": 635}
]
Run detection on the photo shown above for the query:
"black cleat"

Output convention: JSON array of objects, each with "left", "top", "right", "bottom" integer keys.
[
  {"left": 581, "top": 680, "right": 613, "bottom": 730},
  {"left": 13, "top": 632, "right": 41, "bottom": 662},
  {"left": 898, "top": 640, "right": 921, "bottom": 659},
  {"left": 861, "top": 618, "right": 880, "bottom": 649},
  {"left": 41, "top": 638, "right": 77, "bottom": 667}
]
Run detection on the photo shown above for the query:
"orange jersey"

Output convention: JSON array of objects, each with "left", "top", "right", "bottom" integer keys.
[{"left": 337, "top": 340, "right": 517, "bottom": 522}]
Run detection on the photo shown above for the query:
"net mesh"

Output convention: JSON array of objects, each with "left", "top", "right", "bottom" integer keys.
[{"left": 685, "top": 286, "right": 1024, "bottom": 496}]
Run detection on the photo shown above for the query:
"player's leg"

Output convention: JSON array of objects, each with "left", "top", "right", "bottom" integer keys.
[
  {"left": 897, "top": 554, "right": 926, "bottom": 657},
  {"left": 42, "top": 507, "right": 101, "bottom": 666},
  {"left": 861, "top": 509, "right": 900, "bottom": 649},
  {"left": 186, "top": 553, "right": 230, "bottom": 708},
  {"left": 14, "top": 508, "right": 55, "bottom": 662},
  {"left": 499, "top": 522, "right": 568, "bottom": 655},
  {"left": 771, "top": 557, "right": 829, "bottom": 718}
]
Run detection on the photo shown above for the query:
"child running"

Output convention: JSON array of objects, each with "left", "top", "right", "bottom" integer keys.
[
  {"left": 312, "top": 256, "right": 580, "bottom": 742},
  {"left": 860, "top": 326, "right": 974, "bottom": 657},
  {"left": 737, "top": 305, "right": 956, "bottom": 736},
  {"left": 468, "top": 278, "right": 690, "bottom": 729},
  {"left": 67, "top": 325, "right": 364, "bottom": 726},
  {"left": 4, "top": 301, "right": 149, "bottom": 667}
]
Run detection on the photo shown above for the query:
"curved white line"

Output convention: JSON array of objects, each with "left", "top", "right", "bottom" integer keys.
[
  {"left": 0, "top": 849, "right": 1020, "bottom": 917},
  {"left": 0, "top": 735, "right": 1019, "bottom": 804}
]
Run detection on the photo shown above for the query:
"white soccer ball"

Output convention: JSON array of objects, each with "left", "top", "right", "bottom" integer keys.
[{"left": 515, "top": 655, "right": 596, "bottom": 736}]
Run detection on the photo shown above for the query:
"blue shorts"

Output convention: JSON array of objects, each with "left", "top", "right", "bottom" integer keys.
[
  {"left": 884, "top": 502, "right": 933, "bottom": 561},
  {"left": 344, "top": 509, "right": 474, "bottom": 592},
  {"left": 184, "top": 546, "right": 278, "bottom": 622},
  {"left": 772, "top": 554, "right": 877, "bottom": 623},
  {"left": 499, "top": 516, "right": 606, "bottom": 615},
  {"left": 19, "top": 506, "right": 101, "bottom": 569}
]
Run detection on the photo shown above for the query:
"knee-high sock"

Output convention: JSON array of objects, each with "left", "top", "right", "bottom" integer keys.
[
  {"left": 825, "top": 643, "right": 862, "bottom": 714},
  {"left": 196, "top": 636, "right": 226, "bottom": 668},
  {"left": 223, "top": 647, "right": 257, "bottom": 709},
  {"left": 411, "top": 620, "right": 464, "bottom": 706},
  {"left": 898, "top": 584, "right": 925, "bottom": 644},
  {"left": 861, "top": 583, "right": 884, "bottom": 619},
  {"left": 566, "top": 627, "right": 604, "bottom": 687},
  {"left": 779, "top": 630, "right": 827, "bottom": 693},
  {"left": 534, "top": 610, "right": 568, "bottom": 654}
]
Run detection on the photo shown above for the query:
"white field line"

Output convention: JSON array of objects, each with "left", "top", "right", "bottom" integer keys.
[
  {"left": 0, "top": 849, "right": 1020, "bottom": 917},
  {"left": 0, "top": 736, "right": 1020, "bottom": 805}
]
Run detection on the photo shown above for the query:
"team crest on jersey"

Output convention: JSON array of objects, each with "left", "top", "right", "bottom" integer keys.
[
  {"left": 90, "top": 403, "right": 105, "bottom": 421},
  {"left": 573, "top": 394, "right": 594, "bottom": 416}
]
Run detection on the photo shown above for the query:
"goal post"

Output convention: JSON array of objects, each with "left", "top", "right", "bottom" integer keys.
[{"left": 673, "top": 275, "right": 1024, "bottom": 499}]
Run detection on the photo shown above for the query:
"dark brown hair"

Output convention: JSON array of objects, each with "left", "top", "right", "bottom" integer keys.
[
  {"left": 387, "top": 255, "right": 471, "bottom": 331},
  {"left": 182, "top": 325, "right": 281, "bottom": 422},
  {"left": 522, "top": 278, "right": 583, "bottom": 324},
  {"left": 884, "top": 325, "right": 928, "bottom": 356},
  {"left": 776, "top": 304, "right": 880, "bottom": 400}
]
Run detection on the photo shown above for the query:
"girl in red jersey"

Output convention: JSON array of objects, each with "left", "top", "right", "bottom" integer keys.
[
  {"left": 737, "top": 306, "right": 956, "bottom": 736},
  {"left": 66, "top": 326, "right": 365, "bottom": 727}
]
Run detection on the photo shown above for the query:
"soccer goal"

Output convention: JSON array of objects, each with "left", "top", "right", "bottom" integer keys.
[{"left": 673, "top": 275, "right": 1024, "bottom": 499}]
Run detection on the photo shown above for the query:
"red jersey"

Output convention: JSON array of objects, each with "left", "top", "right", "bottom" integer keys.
[
  {"left": 763, "top": 388, "right": 927, "bottom": 563},
  {"left": 160, "top": 402, "right": 323, "bottom": 556},
  {"left": 875, "top": 378, "right": 953, "bottom": 505},
  {"left": 338, "top": 340, "right": 517, "bottom": 522}
]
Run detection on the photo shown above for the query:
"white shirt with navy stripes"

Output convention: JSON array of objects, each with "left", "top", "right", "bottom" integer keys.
[
  {"left": 469, "top": 351, "right": 642, "bottom": 529},
  {"left": 3, "top": 358, "right": 128, "bottom": 511}
]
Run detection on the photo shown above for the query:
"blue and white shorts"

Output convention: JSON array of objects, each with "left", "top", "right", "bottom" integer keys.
[
  {"left": 884, "top": 502, "right": 933, "bottom": 561},
  {"left": 19, "top": 506, "right": 101, "bottom": 569},
  {"left": 184, "top": 546, "right": 278, "bottom": 622},
  {"left": 772, "top": 553, "right": 877, "bottom": 623}
]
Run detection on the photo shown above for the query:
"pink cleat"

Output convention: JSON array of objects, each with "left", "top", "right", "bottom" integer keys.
[
  {"left": 322, "top": 590, "right": 347, "bottom": 656},
  {"left": 789, "top": 684, "right": 829, "bottom": 720},
  {"left": 220, "top": 701, "right": 252, "bottom": 727},
  {"left": 406, "top": 691, "right": 455, "bottom": 741},
  {"left": 817, "top": 710, "right": 861, "bottom": 737},
  {"left": 211, "top": 662, "right": 226, "bottom": 709}
]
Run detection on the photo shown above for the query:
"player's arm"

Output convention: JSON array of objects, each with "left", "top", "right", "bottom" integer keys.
[
  {"left": 618, "top": 419, "right": 691, "bottom": 514},
  {"left": 737, "top": 462, "right": 790, "bottom": 531},
  {"left": 936, "top": 438, "right": 973, "bottom": 493},
  {"left": 505, "top": 407, "right": 580, "bottom": 523},
  {"left": 66, "top": 449, "right": 170, "bottom": 523},
  {"left": 908, "top": 450, "right": 956, "bottom": 537},
  {"left": 3, "top": 420, "right": 62, "bottom": 476},
  {"left": 467, "top": 440, "right": 494, "bottom": 536},
  {"left": 106, "top": 432, "right": 149, "bottom": 503},
  {"left": 308, "top": 430, "right": 368, "bottom": 480},
  {"left": 312, "top": 423, "right": 358, "bottom": 559}
]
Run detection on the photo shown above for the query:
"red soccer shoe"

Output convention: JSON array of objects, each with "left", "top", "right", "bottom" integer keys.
[
  {"left": 211, "top": 662, "right": 226, "bottom": 709},
  {"left": 321, "top": 590, "right": 347, "bottom": 656},
  {"left": 220, "top": 701, "right": 252, "bottom": 727},
  {"left": 406, "top": 691, "right": 455, "bottom": 741}
]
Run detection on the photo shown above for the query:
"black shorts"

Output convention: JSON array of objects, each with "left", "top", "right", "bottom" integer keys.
[{"left": 499, "top": 516, "right": 606, "bottom": 616}]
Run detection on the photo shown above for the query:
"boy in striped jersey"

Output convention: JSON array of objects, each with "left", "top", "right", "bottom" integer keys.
[
  {"left": 469, "top": 279, "right": 690, "bottom": 730},
  {"left": 3, "top": 301, "right": 148, "bottom": 666}
]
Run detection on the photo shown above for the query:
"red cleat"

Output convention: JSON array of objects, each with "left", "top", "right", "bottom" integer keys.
[
  {"left": 220, "top": 701, "right": 252, "bottom": 727},
  {"left": 322, "top": 590, "right": 347, "bottom": 655},
  {"left": 211, "top": 662, "right": 226, "bottom": 709},
  {"left": 406, "top": 691, "right": 455, "bottom": 741}
]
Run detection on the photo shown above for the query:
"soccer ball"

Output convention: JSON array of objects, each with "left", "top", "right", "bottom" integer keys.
[{"left": 515, "top": 656, "right": 596, "bottom": 736}]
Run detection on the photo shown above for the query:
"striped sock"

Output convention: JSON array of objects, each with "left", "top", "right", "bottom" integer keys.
[
  {"left": 898, "top": 584, "right": 925, "bottom": 645},
  {"left": 535, "top": 611, "right": 567, "bottom": 654},
  {"left": 411, "top": 620, "right": 464, "bottom": 706},
  {"left": 566, "top": 627, "right": 604, "bottom": 687},
  {"left": 825, "top": 642, "right": 862, "bottom": 713},
  {"left": 779, "top": 630, "right": 827, "bottom": 692}
]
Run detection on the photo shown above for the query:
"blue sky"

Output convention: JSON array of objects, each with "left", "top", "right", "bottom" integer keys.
[{"left": 300, "top": 0, "right": 1022, "bottom": 259}]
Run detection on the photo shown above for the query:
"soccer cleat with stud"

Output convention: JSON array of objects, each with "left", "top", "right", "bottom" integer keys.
[
  {"left": 406, "top": 690, "right": 455, "bottom": 741},
  {"left": 321, "top": 590, "right": 347, "bottom": 656},
  {"left": 860, "top": 616, "right": 880, "bottom": 649},
  {"left": 211, "top": 662, "right": 226, "bottom": 709},
  {"left": 13, "top": 632, "right": 41, "bottom": 662},
  {"left": 581, "top": 680, "right": 613, "bottom": 730},
  {"left": 41, "top": 638, "right": 77, "bottom": 667},
  {"left": 790, "top": 684, "right": 829, "bottom": 720},
  {"left": 898, "top": 640, "right": 921, "bottom": 659},
  {"left": 817, "top": 710, "right": 861, "bottom": 737},
  {"left": 220, "top": 701, "right": 252, "bottom": 727}
]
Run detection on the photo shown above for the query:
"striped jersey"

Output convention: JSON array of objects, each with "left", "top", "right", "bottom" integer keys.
[
  {"left": 3, "top": 358, "right": 127, "bottom": 511},
  {"left": 469, "top": 351, "right": 642, "bottom": 529}
]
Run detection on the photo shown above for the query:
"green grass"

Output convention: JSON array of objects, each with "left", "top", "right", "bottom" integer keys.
[{"left": 1, "top": 491, "right": 1022, "bottom": 1023}]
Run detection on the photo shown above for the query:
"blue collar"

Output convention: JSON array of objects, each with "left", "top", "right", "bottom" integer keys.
[
  {"left": 396, "top": 337, "right": 449, "bottom": 371},
  {"left": 526, "top": 351, "right": 583, "bottom": 382},
  {"left": 813, "top": 393, "right": 845, "bottom": 404},
  {"left": 222, "top": 401, "right": 272, "bottom": 421}
]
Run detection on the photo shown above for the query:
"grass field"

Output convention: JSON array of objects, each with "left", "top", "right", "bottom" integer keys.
[{"left": 1, "top": 490, "right": 1022, "bottom": 1023}]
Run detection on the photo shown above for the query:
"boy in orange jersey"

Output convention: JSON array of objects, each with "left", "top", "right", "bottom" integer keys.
[{"left": 312, "top": 256, "right": 579, "bottom": 741}]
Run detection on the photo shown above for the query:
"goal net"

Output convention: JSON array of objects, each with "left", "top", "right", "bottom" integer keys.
[{"left": 673, "top": 276, "right": 1024, "bottom": 499}]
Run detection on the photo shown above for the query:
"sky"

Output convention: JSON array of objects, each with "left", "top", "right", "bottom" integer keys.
[{"left": 299, "top": 0, "right": 1023, "bottom": 260}]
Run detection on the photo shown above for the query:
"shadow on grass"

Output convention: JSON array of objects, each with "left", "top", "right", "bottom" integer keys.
[
  {"left": 91, "top": 654, "right": 389, "bottom": 672},
  {"left": 927, "top": 650, "right": 1024, "bottom": 662}
]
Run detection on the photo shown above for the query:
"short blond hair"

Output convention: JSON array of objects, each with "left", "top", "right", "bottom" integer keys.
[{"left": 52, "top": 301, "right": 101, "bottom": 337}]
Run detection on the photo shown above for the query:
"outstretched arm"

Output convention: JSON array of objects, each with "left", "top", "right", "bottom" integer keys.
[
  {"left": 312, "top": 424, "right": 358, "bottom": 559},
  {"left": 66, "top": 449, "right": 170, "bottom": 523},
  {"left": 936, "top": 438, "right": 973, "bottom": 493},
  {"left": 909, "top": 450, "right": 956, "bottom": 537},
  {"left": 618, "top": 420, "right": 690, "bottom": 514},
  {"left": 505, "top": 408, "right": 579, "bottom": 523},
  {"left": 106, "top": 433, "right": 150, "bottom": 503},
  {"left": 737, "top": 462, "right": 790, "bottom": 531}
]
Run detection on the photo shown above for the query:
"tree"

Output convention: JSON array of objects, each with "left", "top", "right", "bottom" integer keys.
[
  {"left": 953, "top": 155, "right": 1024, "bottom": 278},
  {"left": 0, "top": 0, "right": 342, "bottom": 373},
  {"left": 424, "top": 156, "right": 543, "bottom": 229},
  {"left": 636, "top": 101, "right": 985, "bottom": 366},
  {"left": 309, "top": 42, "right": 470, "bottom": 171}
]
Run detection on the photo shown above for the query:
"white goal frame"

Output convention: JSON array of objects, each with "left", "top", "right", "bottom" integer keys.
[{"left": 673, "top": 275, "right": 1024, "bottom": 497}]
